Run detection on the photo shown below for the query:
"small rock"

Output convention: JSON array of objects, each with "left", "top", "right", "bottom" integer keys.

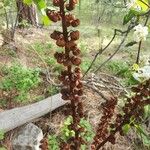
[{"left": 12, "top": 123, "right": 43, "bottom": 150}]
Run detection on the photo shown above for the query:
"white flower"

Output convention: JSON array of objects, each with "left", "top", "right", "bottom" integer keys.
[
  {"left": 133, "top": 24, "right": 148, "bottom": 42},
  {"left": 126, "top": 0, "right": 136, "bottom": 9},
  {"left": 126, "top": 0, "right": 142, "bottom": 10},
  {"left": 133, "top": 66, "right": 150, "bottom": 82}
]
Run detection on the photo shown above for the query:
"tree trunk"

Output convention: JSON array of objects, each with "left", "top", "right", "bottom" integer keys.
[{"left": 16, "top": 0, "right": 38, "bottom": 27}]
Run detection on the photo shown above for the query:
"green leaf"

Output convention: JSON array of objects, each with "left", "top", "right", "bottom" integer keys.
[
  {"left": 137, "top": 0, "right": 149, "bottom": 11},
  {"left": 122, "top": 124, "right": 131, "bottom": 134},
  {"left": 0, "top": 130, "right": 5, "bottom": 140},
  {"left": 144, "top": 105, "right": 150, "bottom": 119},
  {"left": 123, "top": 10, "right": 135, "bottom": 25},
  {"left": 81, "top": 145, "right": 86, "bottom": 150},
  {"left": 42, "top": 15, "right": 51, "bottom": 26},
  {"left": 0, "top": 148, "right": 6, "bottom": 150},
  {"left": 23, "top": 0, "right": 33, "bottom": 5},
  {"left": 135, "top": 124, "right": 150, "bottom": 146},
  {"left": 34, "top": 0, "right": 46, "bottom": 10},
  {"left": 125, "top": 41, "right": 137, "bottom": 47}
]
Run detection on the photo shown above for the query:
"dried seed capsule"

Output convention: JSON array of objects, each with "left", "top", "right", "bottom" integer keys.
[
  {"left": 72, "top": 48, "right": 81, "bottom": 56},
  {"left": 70, "top": 30, "right": 80, "bottom": 40},
  {"left": 71, "top": 19, "right": 80, "bottom": 27},
  {"left": 53, "top": 0, "right": 60, "bottom": 7},
  {"left": 46, "top": 10, "right": 60, "bottom": 22},
  {"left": 65, "top": 41, "right": 77, "bottom": 50},
  {"left": 56, "top": 38, "right": 65, "bottom": 47},
  {"left": 50, "top": 30, "right": 62, "bottom": 40},
  {"left": 66, "top": 3, "right": 75, "bottom": 11},
  {"left": 62, "top": 94, "right": 70, "bottom": 100},
  {"left": 63, "top": 59, "right": 71, "bottom": 66},
  {"left": 71, "top": 57, "right": 81, "bottom": 66},
  {"left": 77, "top": 81, "right": 83, "bottom": 89},
  {"left": 74, "top": 67, "right": 81, "bottom": 73}
]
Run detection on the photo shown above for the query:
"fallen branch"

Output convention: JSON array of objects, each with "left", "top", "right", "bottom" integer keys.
[{"left": 0, "top": 93, "right": 67, "bottom": 132}]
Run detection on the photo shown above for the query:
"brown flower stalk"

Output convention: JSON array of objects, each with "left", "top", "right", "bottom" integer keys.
[
  {"left": 92, "top": 79, "right": 150, "bottom": 150},
  {"left": 91, "top": 97, "right": 117, "bottom": 149},
  {"left": 47, "top": 0, "right": 84, "bottom": 149}
]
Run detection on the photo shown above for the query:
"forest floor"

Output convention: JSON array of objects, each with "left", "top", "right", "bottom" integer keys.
[{"left": 0, "top": 25, "right": 150, "bottom": 150}]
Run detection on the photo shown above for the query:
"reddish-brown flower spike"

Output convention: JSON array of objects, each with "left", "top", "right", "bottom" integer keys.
[{"left": 70, "top": 30, "right": 80, "bottom": 41}]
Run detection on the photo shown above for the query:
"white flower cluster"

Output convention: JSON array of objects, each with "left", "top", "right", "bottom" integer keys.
[
  {"left": 126, "top": 0, "right": 136, "bottom": 9},
  {"left": 133, "top": 66, "right": 150, "bottom": 81},
  {"left": 126, "top": 0, "right": 141, "bottom": 10},
  {"left": 133, "top": 58, "right": 150, "bottom": 82},
  {"left": 133, "top": 24, "right": 149, "bottom": 42}
]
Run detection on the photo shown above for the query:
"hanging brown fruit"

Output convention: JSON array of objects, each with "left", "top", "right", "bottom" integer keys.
[
  {"left": 63, "top": 59, "right": 72, "bottom": 66},
  {"left": 74, "top": 67, "right": 81, "bottom": 73},
  {"left": 70, "top": 30, "right": 80, "bottom": 40},
  {"left": 78, "top": 90, "right": 83, "bottom": 96},
  {"left": 75, "top": 72, "right": 83, "bottom": 79},
  {"left": 66, "top": 41, "right": 77, "bottom": 50},
  {"left": 50, "top": 30, "right": 62, "bottom": 40},
  {"left": 71, "top": 19, "right": 80, "bottom": 27},
  {"left": 62, "top": 94, "right": 70, "bottom": 100},
  {"left": 46, "top": 10, "right": 60, "bottom": 22},
  {"left": 66, "top": 3, "right": 75, "bottom": 11},
  {"left": 58, "top": 75, "right": 65, "bottom": 81},
  {"left": 71, "top": 56, "right": 81, "bottom": 66},
  {"left": 72, "top": 48, "right": 81, "bottom": 56},
  {"left": 56, "top": 38, "right": 65, "bottom": 47},
  {"left": 77, "top": 81, "right": 83, "bottom": 89},
  {"left": 65, "top": 14, "right": 75, "bottom": 27},
  {"left": 53, "top": 0, "right": 60, "bottom": 7}
]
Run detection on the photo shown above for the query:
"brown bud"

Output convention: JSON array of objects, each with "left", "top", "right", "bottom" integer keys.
[
  {"left": 66, "top": 3, "right": 75, "bottom": 11},
  {"left": 58, "top": 75, "right": 65, "bottom": 81},
  {"left": 62, "top": 94, "right": 70, "bottom": 100},
  {"left": 50, "top": 30, "right": 62, "bottom": 40},
  {"left": 78, "top": 89, "right": 83, "bottom": 96},
  {"left": 74, "top": 67, "right": 81, "bottom": 73},
  {"left": 53, "top": 0, "right": 60, "bottom": 7},
  {"left": 63, "top": 59, "right": 72, "bottom": 66},
  {"left": 56, "top": 38, "right": 65, "bottom": 47},
  {"left": 46, "top": 10, "right": 61, "bottom": 22},
  {"left": 70, "top": 30, "right": 80, "bottom": 40},
  {"left": 65, "top": 41, "right": 77, "bottom": 50},
  {"left": 71, "top": 57, "right": 81, "bottom": 66},
  {"left": 77, "top": 82, "right": 83, "bottom": 89},
  {"left": 75, "top": 72, "right": 83, "bottom": 79},
  {"left": 72, "top": 48, "right": 81, "bottom": 56},
  {"left": 71, "top": 19, "right": 80, "bottom": 27}
]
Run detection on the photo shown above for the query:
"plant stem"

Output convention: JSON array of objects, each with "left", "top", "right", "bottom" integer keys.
[{"left": 136, "top": 41, "right": 142, "bottom": 64}]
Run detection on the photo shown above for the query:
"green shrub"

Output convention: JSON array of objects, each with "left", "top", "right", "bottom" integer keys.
[
  {"left": 0, "top": 64, "right": 41, "bottom": 103},
  {"left": 48, "top": 116, "right": 95, "bottom": 150},
  {"left": 106, "top": 60, "right": 138, "bottom": 86}
]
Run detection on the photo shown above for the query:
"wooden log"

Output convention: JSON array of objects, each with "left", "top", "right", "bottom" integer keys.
[{"left": 0, "top": 94, "right": 67, "bottom": 132}]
